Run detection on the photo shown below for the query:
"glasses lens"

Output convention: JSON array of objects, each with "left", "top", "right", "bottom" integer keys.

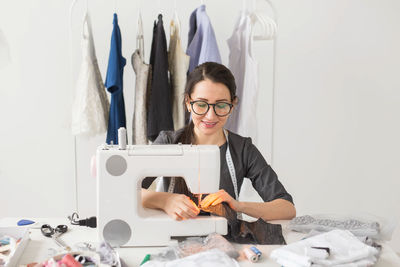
[
  {"left": 192, "top": 101, "right": 209, "bottom": 115},
  {"left": 214, "top": 102, "right": 231, "bottom": 116}
]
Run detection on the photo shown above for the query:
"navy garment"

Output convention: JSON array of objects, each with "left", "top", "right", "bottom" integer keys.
[
  {"left": 105, "top": 13, "right": 127, "bottom": 144},
  {"left": 147, "top": 14, "right": 174, "bottom": 141}
]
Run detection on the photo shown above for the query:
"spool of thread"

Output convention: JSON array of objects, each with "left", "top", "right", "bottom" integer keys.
[
  {"left": 61, "top": 254, "right": 82, "bottom": 267},
  {"left": 74, "top": 255, "right": 86, "bottom": 264},
  {"left": 118, "top": 127, "right": 127, "bottom": 150},
  {"left": 250, "top": 246, "right": 262, "bottom": 260},
  {"left": 243, "top": 247, "right": 258, "bottom": 263}
]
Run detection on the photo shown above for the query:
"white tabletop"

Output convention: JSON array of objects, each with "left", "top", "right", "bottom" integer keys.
[{"left": 1, "top": 217, "right": 399, "bottom": 267}]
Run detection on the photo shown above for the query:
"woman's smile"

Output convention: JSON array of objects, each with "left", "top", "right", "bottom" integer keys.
[{"left": 201, "top": 120, "right": 218, "bottom": 128}]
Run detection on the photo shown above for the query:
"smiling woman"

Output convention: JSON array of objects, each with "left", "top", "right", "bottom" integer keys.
[
  {"left": 142, "top": 62, "right": 296, "bottom": 222},
  {"left": 187, "top": 78, "right": 236, "bottom": 146}
]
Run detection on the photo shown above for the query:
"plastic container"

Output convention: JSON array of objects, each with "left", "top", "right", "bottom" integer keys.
[{"left": 0, "top": 227, "right": 30, "bottom": 267}]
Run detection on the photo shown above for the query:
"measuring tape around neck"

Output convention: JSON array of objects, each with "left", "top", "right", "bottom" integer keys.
[{"left": 223, "top": 129, "right": 242, "bottom": 220}]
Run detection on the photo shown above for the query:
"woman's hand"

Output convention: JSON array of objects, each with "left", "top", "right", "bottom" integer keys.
[
  {"left": 162, "top": 193, "right": 200, "bottom": 221},
  {"left": 200, "top": 189, "right": 241, "bottom": 211}
]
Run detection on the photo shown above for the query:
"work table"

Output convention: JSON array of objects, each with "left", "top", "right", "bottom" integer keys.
[{"left": 1, "top": 217, "right": 399, "bottom": 266}]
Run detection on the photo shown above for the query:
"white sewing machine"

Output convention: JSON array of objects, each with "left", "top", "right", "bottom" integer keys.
[{"left": 96, "top": 143, "right": 227, "bottom": 247}]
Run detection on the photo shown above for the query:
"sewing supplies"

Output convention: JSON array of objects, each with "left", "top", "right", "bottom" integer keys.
[
  {"left": 17, "top": 220, "right": 43, "bottom": 229},
  {"left": 41, "top": 224, "right": 71, "bottom": 251},
  {"left": 250, "top": 246, "right": 262, "bottom": 259},
  {"left": 118, "top": 127, "right": 127, "bottom": 150},
  {"left": 75, "top": 254, "right": 87, "bottom": 264},
  {"left": 243, "top": 247, "right": 259, "bottom": 262},
  {"left": 17, "top": 219, "right": 35, "bottom": 226},
  {"left": 0, "top": 227, "right": 30, "bottom": 266},
  {"left": 0, "top": 235, "right": 18, "bottom": 266},
  {"left": 140, "top": 254, "right": 151, "bottom": 265},
  {"left": 97, "top": 242, "right": 121, "bottom": 266},
  {"left": 30, "top": 253, "right": 97, "bottom": 267}
]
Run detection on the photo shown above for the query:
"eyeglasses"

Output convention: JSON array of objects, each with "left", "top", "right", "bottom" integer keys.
[{"left": 189, "top": 100, "right": 233, "bottom": 117}]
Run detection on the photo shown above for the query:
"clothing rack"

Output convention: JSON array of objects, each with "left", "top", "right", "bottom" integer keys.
[{"left": 68, "top": 0, "right": 277, "bottom": 214}]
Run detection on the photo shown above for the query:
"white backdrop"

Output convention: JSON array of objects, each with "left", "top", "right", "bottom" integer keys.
[{"left": 1, "top": 0, "right": 399, "bottom": 251}]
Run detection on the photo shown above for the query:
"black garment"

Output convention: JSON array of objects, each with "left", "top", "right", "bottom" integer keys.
[
  {"left": 204, "top": 203, "right": 286, "bottom": 245},
  {"left": 187, "top": 10, "right": 197, "bottom": 50},
  {"left": 143, "top": 128, "right": 294, "bottom": 205},
  {"left": 147, "top": 14, "right": 174, "bottom": 141}
]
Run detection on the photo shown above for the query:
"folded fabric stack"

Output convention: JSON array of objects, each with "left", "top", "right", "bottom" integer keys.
[
  {"left": 270, "top": 229, "right": 379, "bottom": 267},
  {"left": 289, "top": 215, "right": 380, "bottom": 239}
]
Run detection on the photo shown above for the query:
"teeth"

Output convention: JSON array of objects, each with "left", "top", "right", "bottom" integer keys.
[{"left": 203, "top": 121, "right": 216, "bottom": 125}]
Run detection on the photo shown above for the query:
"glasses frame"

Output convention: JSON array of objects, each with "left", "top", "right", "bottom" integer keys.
[{"left": 189, "top": 100, "right": 233, "bottom": 117}]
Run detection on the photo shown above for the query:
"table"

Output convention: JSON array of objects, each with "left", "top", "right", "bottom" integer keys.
[{"left": 1, "top": 218, "right": 399, "bottom": 266}]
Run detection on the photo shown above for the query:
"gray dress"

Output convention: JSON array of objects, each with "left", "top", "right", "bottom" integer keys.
[{"left": 131, "top": 16, "right": 150, "bottom": 144}]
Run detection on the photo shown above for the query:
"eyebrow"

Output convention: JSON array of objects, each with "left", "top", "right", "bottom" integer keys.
[{"left": 196, "top": 97, "right": 230, "bottom": 102}]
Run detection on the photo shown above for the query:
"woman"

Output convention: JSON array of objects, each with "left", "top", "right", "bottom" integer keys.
[{"left": 142, "top": 62, "right": 295, "bottom": 221}]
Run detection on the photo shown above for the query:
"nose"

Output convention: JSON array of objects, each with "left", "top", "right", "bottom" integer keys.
[{"left": 204, "top": 106, "right": 217, "bottom": 120}]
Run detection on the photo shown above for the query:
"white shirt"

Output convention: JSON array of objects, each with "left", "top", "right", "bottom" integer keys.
[{"left": 225, "top": 12, "right": 259, "bottom": 143}]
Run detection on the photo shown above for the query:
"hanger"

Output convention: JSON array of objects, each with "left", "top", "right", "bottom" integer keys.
[
  {"left": 137, "top": 0, "right": 142, "bottom": 17},
  {"left": 251, "top": 12, "right": 277, "bottom": 40},
  {"left": 172, "top": 0, "right": 181, "bottom": 36},
  {"left": 137, "top": 10, "right": 145, "bottom": 60},
  {"left": 157, "top": 0, "right": 162, "bottom": 15},
  {"left": 250, "top": 0, "right": 277, "bottom": 40},
  {"left": 137, "top": 0, "right": 143, "bottom": 32}
]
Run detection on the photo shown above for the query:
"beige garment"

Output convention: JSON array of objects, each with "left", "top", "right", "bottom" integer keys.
[
  {"left": 131, "top": 16, "right": 150, "bottom": 144},
  {"left": 72, "top": 13, "right": 109, "bottom": 136},
  {"left": 168, "top": 19, "right": 190, "bottom": 130}
]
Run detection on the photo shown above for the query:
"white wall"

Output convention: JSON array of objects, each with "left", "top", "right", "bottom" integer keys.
[{"left": 1, "top": 0, "right": 399, "bottom": 250}]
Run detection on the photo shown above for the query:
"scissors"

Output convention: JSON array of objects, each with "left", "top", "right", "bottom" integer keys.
[{"left": 41, "top": 224, "right": 71, "bottom": 251}]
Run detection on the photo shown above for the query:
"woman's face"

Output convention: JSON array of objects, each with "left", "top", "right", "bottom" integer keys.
[{"left": 186, "top": 79, "right": 235, "bottom": 136}]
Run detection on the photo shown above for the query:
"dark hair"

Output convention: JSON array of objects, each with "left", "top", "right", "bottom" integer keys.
[{"left": 179, "top": 62, "right": 237, "bottom": 144}]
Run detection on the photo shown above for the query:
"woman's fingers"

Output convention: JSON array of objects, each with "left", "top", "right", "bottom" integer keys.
[
  {"left": 200, "top": 189, "right": 238, "bottom": 209},
  {"left": 164, "top": 194, "right": 200, "bottom": 220},
  {"left": 200, "top": 194, "right": 214, "bottom": 208},
  {"left": 176, "top": 210, "right": 191, "bottom": 219},
  {"left": 211, "top": 198, "right": 223, "bottom": 206},
  {"left": 200, "top": 193, "right": 221, "bottom": 208},
  {"left": 178, "top": 197, "right": 200, "bottom": 218},
  {"left": 172, "top": 213, "right": 184, "bottom": 221},
  {"left": 187, "top": 197, "right": 201, "bottom": 213}
]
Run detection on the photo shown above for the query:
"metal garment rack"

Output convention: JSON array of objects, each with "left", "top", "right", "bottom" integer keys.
[{"left": 68, "top": 0, "right": 277, "bottom": 213}]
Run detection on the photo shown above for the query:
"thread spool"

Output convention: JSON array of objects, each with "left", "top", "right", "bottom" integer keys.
[
  {"left": 250, "top": 246, "right": 262, "bottom": 259},
  {"left": 61, "top": 254, "right": 82, "bottom": 267},
  {"left": 75, "top": 255, "right": 86, "bottom": 264},
  {"left": 118, "top": 127, "right": 127, "bottom": 149},
  {"left": 243, "top": 247, "right": 258, "bottom": 262}
]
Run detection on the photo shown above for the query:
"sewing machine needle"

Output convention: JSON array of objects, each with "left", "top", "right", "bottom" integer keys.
[{"left": 198, "top": 193, "right": 202, "bottom": 208}]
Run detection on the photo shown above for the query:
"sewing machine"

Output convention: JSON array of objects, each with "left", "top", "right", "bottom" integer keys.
[{"left": 96, "top": 143, "right": 228, "bottom": 247}]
